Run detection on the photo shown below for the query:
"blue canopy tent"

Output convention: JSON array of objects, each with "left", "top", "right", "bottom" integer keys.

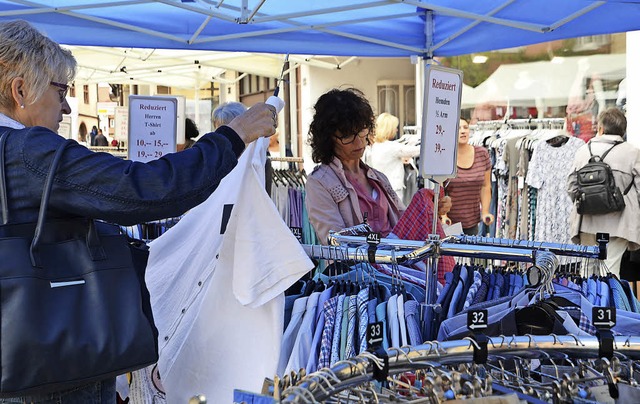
[
  {"left": 3, "top": 0, "right": 639, "bottom": 131},
  {"left": 0, "top": 0, "right": 638, "bottom": 58}
]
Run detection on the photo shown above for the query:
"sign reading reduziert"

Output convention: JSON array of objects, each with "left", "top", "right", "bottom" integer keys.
[
  {"left": 128, "top": 96, "right": 177, "bottom": 162},
  {"left": 419, "top": 64, "right": 463, "bottom": 179}
]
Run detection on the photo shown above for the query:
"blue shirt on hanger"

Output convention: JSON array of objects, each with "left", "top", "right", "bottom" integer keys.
[
  {"left": 608, "top": 277, "right": 631, "bottom": 312},
  {"left": 375, "top": 301, "right": 390, "bottom": 351},
  {"left": 447, "top": 265, "right": 469, "bottom": 318},
  {"left": 278, "top": 296, "right": 308, "bottom": 376},
  {"left": 305, "top": 286, "right": 335, "bottom": 373},
  {"left": 284, "top": 291, "right": 320, "bottom": 374},
  {"left": 386, "top": 294, "right": 400, "bottom": 348},
  {"left": 598, "top": 280, "right": 611, "bottom": 308},
  {"left": 344, "top": 295, "right": 358, "bottom": 359},
  {"left": 404, "top": 299, "right": 423, "bottom": 345},
  {"left": 329, "top": 294, "right": 345, "bottom": 367}
]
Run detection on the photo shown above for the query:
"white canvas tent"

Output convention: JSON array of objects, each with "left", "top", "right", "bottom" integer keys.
[
  {"left": 69, "top": 46, "right": 360, "bottom": 89},
  {"left": 471, "top": 53, "right": 626, "bottom": 108}
]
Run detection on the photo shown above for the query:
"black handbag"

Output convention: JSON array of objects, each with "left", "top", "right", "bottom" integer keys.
[{"left": 0, "top": 133, "right": 158, "bottom": 397}]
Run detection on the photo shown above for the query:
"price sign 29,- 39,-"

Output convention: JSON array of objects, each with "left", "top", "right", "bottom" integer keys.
[
  {"left": 128, "top": 95, "right": 178, "bottom": 162},
  {"left": 419, "top": 64, "right": 463, "bottom": 179}
]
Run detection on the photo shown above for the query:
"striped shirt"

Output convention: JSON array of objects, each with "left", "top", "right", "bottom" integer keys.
[{"left": 446, "top": 146, "right": 491, "bottom": 229}]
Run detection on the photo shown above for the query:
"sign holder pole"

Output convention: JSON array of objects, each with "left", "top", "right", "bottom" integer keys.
[{"left": 418, "top": 59, "right": 464, "bottom": 340}]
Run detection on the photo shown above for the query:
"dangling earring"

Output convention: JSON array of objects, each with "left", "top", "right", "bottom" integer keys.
[{"left": 20, "top": 104, "right": 24, "bottom": 109}]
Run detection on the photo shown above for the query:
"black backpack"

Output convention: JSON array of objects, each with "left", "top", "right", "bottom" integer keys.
[{"left": 575, "top": 141, "right": 631, "bottom": 215}]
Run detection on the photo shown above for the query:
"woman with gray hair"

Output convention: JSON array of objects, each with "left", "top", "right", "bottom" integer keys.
[
  {"left": 213, "top": 101, "right": 248, "bottom": 128},
  {"left": 0, "top": 20, "right": 277, "bottom": 403}
]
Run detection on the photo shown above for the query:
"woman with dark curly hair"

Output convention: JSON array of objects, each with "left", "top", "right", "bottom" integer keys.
[
  {"left": 305, "top": 88, "right": 399, "bottom": 243},
  {"left": 305, "top": 88, "right": 454, "bottom": 281}
]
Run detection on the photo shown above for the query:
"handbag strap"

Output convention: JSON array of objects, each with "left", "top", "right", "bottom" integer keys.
[
  {"left": 30, "top": 140, "right": 106, "bottom": 267},
  {"left": 30, "top": 141, "right": 69, "bottom": 267},
  {"left": 0, "top": 130, "right": 10, "bottom": 225},
  {"left": 0, "top": 131, "right": 106, "bottom": 267}
]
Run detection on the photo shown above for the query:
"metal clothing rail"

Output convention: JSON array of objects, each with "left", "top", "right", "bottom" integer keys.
[
  {"left": 270, "top": 156, "right": 305, "bottom": 163},
  {"left": 304, "top": 240, "right": 540, "bottom": 265},
  {"left": 455, "top": 235, "right": 604, "bottom": 260},
  {"left": 304, "top": 240, "right": 559, "bottom": 310},
  {"left": 281, "top": 335, "right": 640, "bottom": 403},
  {"left": 471, "top": 117, "right": 566, "bottom": 129},
  {"left": 88, "top": 145, "right": 127, "bottom": 158},
  {"left": 301, "top": 243, "right": 433, "bottom": 265},
  {"left": 325, "top": 232, "right": 601, "bottom": 262},
  {"left": 318, "top": 230, "right": 606, "bottom": 314}
]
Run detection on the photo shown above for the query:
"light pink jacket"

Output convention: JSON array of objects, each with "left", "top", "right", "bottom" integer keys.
[{"left": 305, "top": 157, "right": 405, "bottom": 244}]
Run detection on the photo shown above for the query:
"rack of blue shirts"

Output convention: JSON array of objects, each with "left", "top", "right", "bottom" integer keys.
[
  {"left": 283, "top": 236, "right": 565, "bottom": 376},
  {"left": 303, "top": 234, "right": 608, "bottom": 348},
  {"left": 120, "top": 216, "right": 182, "bottom": 241},
  {"left": 272, "top": 234, "right": 637, "bottom": 403}
]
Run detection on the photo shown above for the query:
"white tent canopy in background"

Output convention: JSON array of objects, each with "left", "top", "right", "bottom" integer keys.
[
  {"left": 69, "top": 46, "right": 360, "bottom": 90},
  {"left": 461, "top": 83, "right": 478, "bottom": 109},
  {"left": 471, "top": 53, "right": 626, "bottom": 108}
]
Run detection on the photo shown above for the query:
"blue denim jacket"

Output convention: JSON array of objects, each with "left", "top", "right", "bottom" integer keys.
[
  {"left": 0, "top": 121, "right": 245, "bottom": 402},
  {"left": 0, "top": 124, "right": 244, "bottom": 225}
]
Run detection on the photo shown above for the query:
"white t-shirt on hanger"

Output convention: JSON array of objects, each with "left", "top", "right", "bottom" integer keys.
[{"left": 145, "top": 137, "right": 313, "bottom": 403}]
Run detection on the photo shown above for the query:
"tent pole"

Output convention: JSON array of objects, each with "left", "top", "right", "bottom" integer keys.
[
  {"left": 405, "top": 0, "right": 547, "bottom": 33},
  {"left": 627, "top": 32, "right": 640, "bottom": 148},
  {"left": 419, "top": 8, "right": 441, "bottom": 340},
  {"left": 194, "top": 73, "right": 200, "bottom": 133},
  {"left": 431, "top": 0, "right": 516, "bottom": 52},
  {"left": 416, "top": 9, "right": 434, "bottom": 137}
]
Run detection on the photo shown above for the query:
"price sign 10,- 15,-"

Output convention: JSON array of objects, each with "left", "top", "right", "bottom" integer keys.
[{"left": 128, "top": 95, "right": 178, "bottom": 163}]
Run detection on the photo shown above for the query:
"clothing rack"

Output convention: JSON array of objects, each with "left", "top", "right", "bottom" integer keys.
[
  {"left": 280, "top": 236, "right": 624, "bottom": 403},
  {"left": 304, "top": 234, "right": 560, "bottom": 314},
  {"left": 303, "top": 240, "right": 542, "bottom": 266},
  {"left": 88, "top": 145, "right": 127, "bottom": 158},
  {"left": 471, "top": 117, "right": 566, "bottom": 130},
  {"left": 280, "top": 335, "right": 640, "bottom": 403},
  {"left": 270, "top": 156, "right": 305, "bottom": 172},
  {"left": 322, "top": 232, "right": 601, "bottom": 263},
  {"left": 270, "top": 156, "right": 305, "bottom": 163},
  {"left": 455, "top": 235, "right": 604, "bottom": 260},
  {"left": 309, "top": 231, "right": 604, "bottom": 331}
]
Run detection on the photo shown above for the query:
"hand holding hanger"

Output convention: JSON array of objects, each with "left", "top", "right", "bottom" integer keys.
[
  {"left": 441, "top": 214, "right": 452, "bottom": 226},
  {"left": 482, "top": 211, "right": 494, "bottom": 225},
  {"left": 438, "top": 195, "right": 452, "bottom": 216}
]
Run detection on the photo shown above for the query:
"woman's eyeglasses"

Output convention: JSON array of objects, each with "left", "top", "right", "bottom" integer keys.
[
  {"left": 335, "top": 129, "right": 369, "bottom": 145},
  {"left": 50, "top": 81, "right": 69, "bottom": 103}
]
